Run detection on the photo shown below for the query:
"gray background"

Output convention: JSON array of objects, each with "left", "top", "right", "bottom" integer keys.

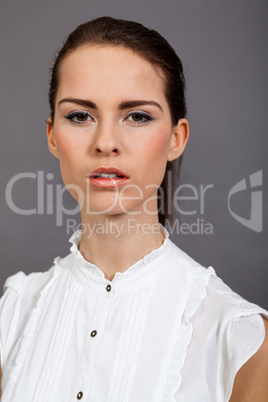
[{"left": 0, "top": 0, "right": 267, "bottom": 308}]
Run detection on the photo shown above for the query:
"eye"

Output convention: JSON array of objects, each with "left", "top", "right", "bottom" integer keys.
[
  {"left": 125, "top": 112, "right": 153, "bottom": 124},
  {"left": 64, "top": 111, "right": 93, "bottom": 125}
]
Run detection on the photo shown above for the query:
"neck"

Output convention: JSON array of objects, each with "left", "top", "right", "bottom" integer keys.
[{"left": 78, "top": 211, "right": 165, "bottom": 281}]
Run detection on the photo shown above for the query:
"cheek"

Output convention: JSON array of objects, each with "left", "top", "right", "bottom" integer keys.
[
  {"left": 134, "top": 128, "right": 171, "bottom": 186},
  {"left": 140, "top": 128, "right": 171, "bottom": 162},
  {"left": 53, "top": 131, "right": 86, "bottom": 188},
  {"left": 54, "top": 130, "right": 84, "bottom": 165},
  {"left": 55, "top": 133, "right": 74, "bottom": 158}
]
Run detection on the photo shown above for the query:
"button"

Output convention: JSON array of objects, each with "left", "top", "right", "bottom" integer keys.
[
  {"left": 77, "top": 391, "right": 83, "bottom": 399},
  {"left": 106, "top": 284, "right": 111, "bottom": 292},
  {"left": 91, "top": 330, "right": 97, "bottom": 337}
]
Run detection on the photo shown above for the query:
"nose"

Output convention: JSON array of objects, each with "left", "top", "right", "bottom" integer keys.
[{"left": 94, "top": 120, "right": 121, "bottom": 156}]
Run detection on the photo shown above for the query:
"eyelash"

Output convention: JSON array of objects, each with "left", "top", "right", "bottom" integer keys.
[
  {"left": 64, "top": 111, "right": 94, "bottom": 125},
  {"left": 126, "top": 112, "right": 153, "bottom": 124},
  {"left": 63, "top": 111, "right": 153, "bottom": 125}
]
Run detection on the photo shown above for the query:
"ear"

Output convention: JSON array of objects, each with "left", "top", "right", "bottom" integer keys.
[
  {"left": 167, "top": 118, "right": 189, "bottom": 162},
  {"left": 46, "top": 117, "right": 59, "bottom": 159}
]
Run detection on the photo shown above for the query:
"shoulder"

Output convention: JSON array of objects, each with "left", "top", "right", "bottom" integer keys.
[
  {"left": 3, "top": 267, "right": 55, "bottom": 291},
  {"left": 167, "top": 239, "right": 268, "bottom": 321},
  {"left": 0, "top": 259, "right": 66, "bottom": 367},
  {"left": 177, "top": 258, "right": 268, "bottom": 400},
  {"left": 168, "top": 240, "right": 268, "bottom": 323},
  {"left": 0, "top": 255, "right": 71, "bottom": 321},
  {"left": 191, "top": 271, "right": 268, "bottom": 400},
  {"left": 1, "top": 250, "right": 78, "bottom": 293},
  {"left": 160, "top": 240, "right": 268, "bottom": 400},
  {"left": 0, "top": 251, "right": 79, "bottom": 316},
  {"left": 230, "top": 316, "right": 268, "bottom": 401},
  {"left": 1, "top": 262, "right": 60, "bottom": 301},
  {"left": 194, "top": 270, "right": 268, "bottom": 354},
  {"left": 197, "top": 270, "right": 268, "bottom": 320},
  {"left": 0, "top": 252, "right": 77, "bottom": 323}
]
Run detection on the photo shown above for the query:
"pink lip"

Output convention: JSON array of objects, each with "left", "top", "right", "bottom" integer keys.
[
  {"left": 88, "top": 166, "right": 129, "bottom": 178},
  {"left": 87, "top": 166, "right": 129, "bottom": 188}
]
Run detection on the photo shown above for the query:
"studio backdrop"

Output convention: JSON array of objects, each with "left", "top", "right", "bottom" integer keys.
[{"left": 0, "top": 0, "right": 267, "bottom": 308}]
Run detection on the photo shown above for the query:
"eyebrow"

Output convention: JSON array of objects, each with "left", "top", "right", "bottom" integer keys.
[{"left": 58, "top": 98, "right": 163, "bottom": 112}]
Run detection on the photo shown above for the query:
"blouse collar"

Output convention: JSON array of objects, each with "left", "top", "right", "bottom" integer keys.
[{"left": 68, "top": 223, "right": 170, "bottom": 281}]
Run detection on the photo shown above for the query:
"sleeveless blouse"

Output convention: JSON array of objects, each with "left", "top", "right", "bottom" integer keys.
[{"left": 0, "top": 225, "right": 267, "bottom": 402}]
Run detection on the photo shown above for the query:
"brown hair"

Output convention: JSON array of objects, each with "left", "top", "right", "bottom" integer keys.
[{"left": 48, "top": 16, "right": 187, "bottom": 225}]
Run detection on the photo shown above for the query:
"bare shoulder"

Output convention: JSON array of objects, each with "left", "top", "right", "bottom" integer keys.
[{"left": 229, "top": 316, "right": 268, "bottom": 402}]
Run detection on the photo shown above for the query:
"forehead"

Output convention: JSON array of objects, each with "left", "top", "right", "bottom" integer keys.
[{"left": 57, "top": 44, "right": 168, "bottom": 106}]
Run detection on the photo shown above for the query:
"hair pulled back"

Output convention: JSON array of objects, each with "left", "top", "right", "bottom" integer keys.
[{"left": 48, "top": 16, "right": 187, "bottom": 225}]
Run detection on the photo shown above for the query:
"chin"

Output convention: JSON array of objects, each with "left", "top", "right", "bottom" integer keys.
[{"left": 82, "top": 200, "right": 143, "bottom": 218}]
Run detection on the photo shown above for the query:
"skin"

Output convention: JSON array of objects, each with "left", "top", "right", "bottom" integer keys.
[
  {"left": 230, "top": 317, "right": 268, "bottom": 401},
  {"left": 47, "top": 44, "right": 189, "bottom": 280},
  {"left": 1, "top": 45, "right": 267, "bottom": 398},
  {"left": 47, "top": 44, "right": 268, "bottom": 400}
]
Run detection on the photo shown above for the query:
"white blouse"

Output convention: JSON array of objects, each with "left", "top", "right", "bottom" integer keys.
[{"left": 0, "top": 225, "right": 267, "bottom": 402}]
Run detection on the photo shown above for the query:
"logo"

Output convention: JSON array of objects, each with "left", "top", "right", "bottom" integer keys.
[{"left": 228, "top": 170, "right": 263, "bottom": 232}]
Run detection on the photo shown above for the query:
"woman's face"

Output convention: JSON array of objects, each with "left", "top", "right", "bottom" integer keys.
[{"left": 47, "top": 45, "right": 189, "bottom": 219}]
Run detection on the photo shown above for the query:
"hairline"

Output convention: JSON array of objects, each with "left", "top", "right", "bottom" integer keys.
[{"left": 53, "top": 42, "right": 170, "bottom": 118}]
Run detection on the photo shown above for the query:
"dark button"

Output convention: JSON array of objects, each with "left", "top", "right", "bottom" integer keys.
[
  {"left": 91, "top": 330, "right": 97, "bottom": 337},
  {"left": 106, "top": 284, "right": 111, "bottom": 292},
  {"left": 77, "top": 391, "right": 83, "bottom": 399}
]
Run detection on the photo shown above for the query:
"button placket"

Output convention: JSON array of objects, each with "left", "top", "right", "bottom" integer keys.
[{"left": 72, "top": 287, "right": 114, "bottom": 400}]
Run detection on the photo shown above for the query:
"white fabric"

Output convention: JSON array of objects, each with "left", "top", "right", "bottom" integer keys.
[{"left": 0, "top": 225, "right": 267, "bottom": 402}]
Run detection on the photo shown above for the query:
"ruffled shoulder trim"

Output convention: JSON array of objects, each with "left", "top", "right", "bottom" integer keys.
[
  {"left": 224, "top": 313, "right": 267, "bottom": 401},
  {"left": 163, "top": 265, "right": 216, "bottom": 401},
  {"left": 3, "top": 271, "right": 28, "bottom": 292},
  {"left": 1, "top": 265, "right": 61, "bottom": 400},
  {"left": 3, "top": 267, "right": 58, "bottom": 294},
  {"left": 202, "top": 273, "right": 268, "bottom": 321},
  {"left": 163, "top": 262, "right": 268, "bottom": 401}
]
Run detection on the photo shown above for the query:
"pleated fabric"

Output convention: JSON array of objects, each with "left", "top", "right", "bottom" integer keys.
[{"left": 0, "top": 225, "right": 267, "bottom": 402}]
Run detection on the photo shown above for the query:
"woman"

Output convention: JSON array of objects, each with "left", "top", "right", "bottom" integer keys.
[{"left": 0, "top": 16, "right": 267, "bottom": 401}]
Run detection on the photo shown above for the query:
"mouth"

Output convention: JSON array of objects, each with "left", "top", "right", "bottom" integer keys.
[
  {"left": 90, "top": 173, "right": 126, "bottom": 179},
  {"left": 87, "top": 167, "right": 129, "bottom": 188}
]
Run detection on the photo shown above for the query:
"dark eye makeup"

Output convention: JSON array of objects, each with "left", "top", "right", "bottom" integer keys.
[
  {"left": 125, "top": 112, "right": 153, "bottom": 124},
  {"left": 64, "top": 111, "right": 93, "bottom": 125},
  {"left": 63, "top": 110, "right": 154, "bottom": 126}
]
